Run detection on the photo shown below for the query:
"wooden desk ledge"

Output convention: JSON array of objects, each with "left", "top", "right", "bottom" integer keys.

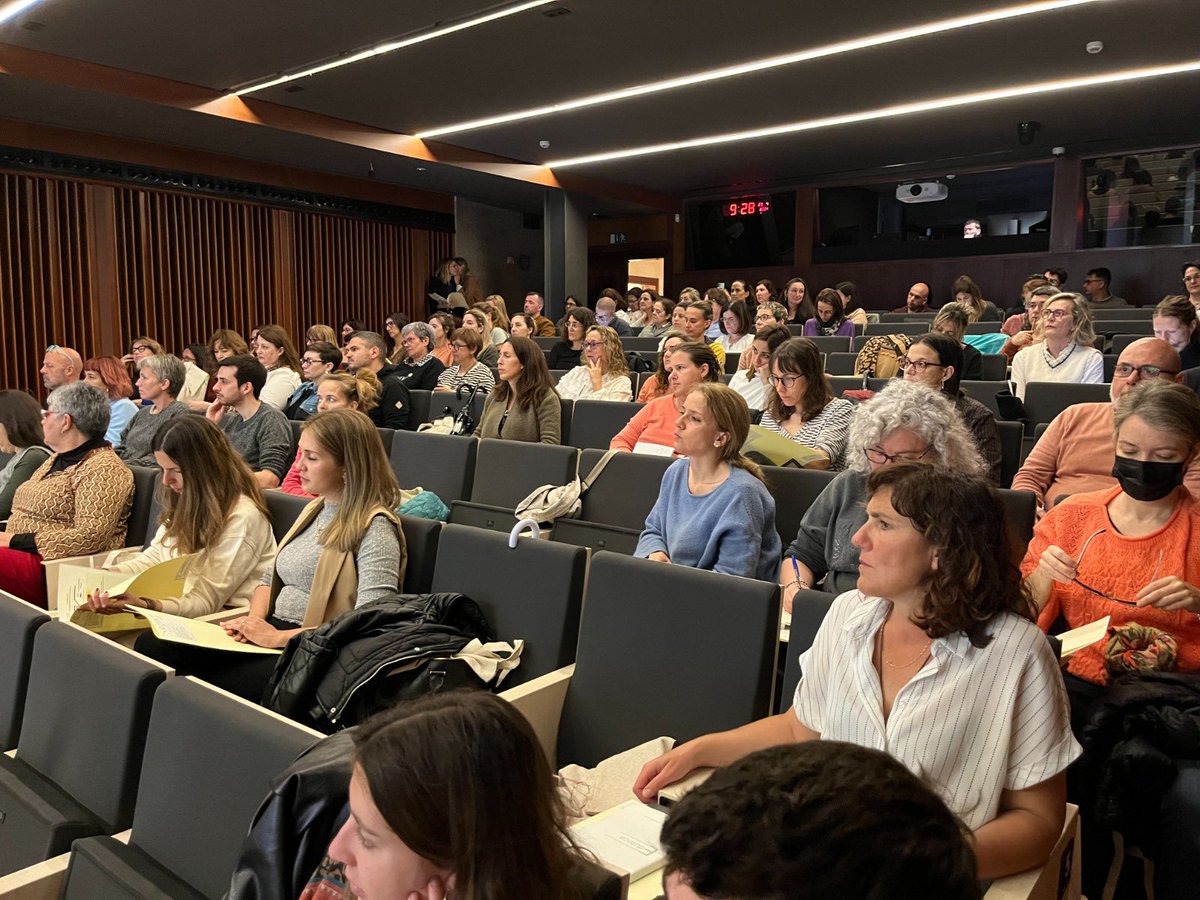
[{"left": 0, "top": 829, "right": 131, "bottom": 900}]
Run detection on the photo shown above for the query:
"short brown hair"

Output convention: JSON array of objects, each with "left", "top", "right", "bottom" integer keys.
[
  {"left": 450, "top": 326, "right": 483, "bottom": 356},
  {"left": 866, "top": 463, "right": 1034, "bottom": 647}
]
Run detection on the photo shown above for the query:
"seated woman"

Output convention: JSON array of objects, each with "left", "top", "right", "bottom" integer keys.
[
  {"left": 427, "top": 312, "right": 456, "bottom": 368},
  {"left": 434, "top": 327, "right": 496, "bottom": 393},
  {"left": 211, "top": 328, "right": 250, "bottom": 364},
  {"left": 181, "top": 342, "right": 219, "bottom": 411},
  {"left": 639, "top": 296, "right": 675, "bottom": 338},
  {"left": 1152, "top": 294, "right": 1200, "bottom": 370},
  {"left": 715, "top": 300, "right": 754, "bottom": 355},
  {"left": 392, "top": 322, "right": 447, "bottom": 391},
  {"left": 323, "top": 692, "right": 614, "bottom": 900},
  {"left": 932, "top": 302, "right": 984, "bottom": 381},
  {"left": 546, "top": 307, "right": 595, "bottom": 370},
  {"left": 780, "top": 379, "right": 984, "bottom": 607},
  {"left": 638, "top": 462, "right": 1079, "bottom": 881},
  {"left": 637, "top": 332, "right": 685, "bottom": 402},
  {"left": 136, "top": 409, "right": 405, "bottom": 700},
  {"left": 0, "top": 390, "right": 50, "bottom": 521},
  {"left": 612, "top": 343, "right": 720, "bottom": 456},
  {"left": 1011, "top": 292, "right": 1103, "bottom": 401},
  {"left": 116, "top": 354, "right": 191, "bottom": 467},
  {"left": 508, "top": 313, "right": 536, "bottom": 339},
  {"left": 731, "top": 326, "right": 791, "bottom": 412},
  {"left": 86, "top": 417, "right": 275, "bottom": 618},
  {"left": 1021, "top": 377, "right": 1200, "bottom": 900},
  {"left": 82, "top": 356, "right": 138, "bottom": 445},
  {"left": 254, "top": 324, "right": 304, "bottom": 411},
  {"left": 783, "top": 277, "right": 815, "bottom": 325},
  {"left": 463, "top": 306, "right": 501, "bottom": 377},
  {"left": 555, "top": 326, "right": 633, "bottom": 402},
  {"left": 834, "top": 281, "right": 871, "bottom": 328},
  {"left": 951, "top": 274, "right": 1004, "bottom": 322},
  {"left": 475, "top": 336, "right": 561, "bottom": 444},
  {"left": 802, "top": 288, "right": 855, "bottom": 338},
  {"left": 758, "top": 337, "right": 856, "bottom": 469},
  {"left": 0, "top": 383, "right": 134, "bottom": 607},
  {"left": 281, "top": 370, "right": 381, "bottom": 497},
  {"left": 901, "top": 333, "right": 1002, "bottom": 484},
  {"left": 636, "top": 383, "right": 781, "bottom": 580}
]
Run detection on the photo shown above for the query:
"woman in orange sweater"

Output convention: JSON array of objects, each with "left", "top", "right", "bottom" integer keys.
[
  {"left": 611, "top": 343, "right": 720, "bottom": 455},
  {"left": 1023, "top": 379, "right": 1200, "bottom": 690}
]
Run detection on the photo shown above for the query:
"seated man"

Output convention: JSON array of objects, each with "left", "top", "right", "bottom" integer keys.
[
  {"left": 1081, "top": 266, "right": 1128, "bottom": 307},
  {"left": 40, "top": 344, "right": 82, "bottom": 391},
  {"left": 523, "top": 291, "right": 558, "bottom": 337},
  {"left": 595, "top": 295, "right": 632, "bottom": 337},
  {"left": 205, "top": 354, "right": 292, "bottom": 489},
  {"left": 342, "top": 331, "right": 411, "bottom": 430},
  {"left": 892, "top": 281, "right": 932, "bottom": 314},
  {"left": 660, "top": 742, "right": 980, "bottom": 900},
  {"left": 1012, "top": 338, "right": 1200, "bottom": 511}
]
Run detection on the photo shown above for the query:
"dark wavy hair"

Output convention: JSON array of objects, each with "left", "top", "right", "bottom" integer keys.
[
  {"left": 867, "top": 463, "right": 1035, "bottom": 647},
  {"left": 766, "top": 337, "right": 834, "bottom": 423},
  {"left": 492, "top": 336, "right": 556, "bottom": 412}
]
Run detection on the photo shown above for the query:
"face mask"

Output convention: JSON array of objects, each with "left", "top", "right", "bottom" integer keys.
[{"left": 1111, "top": 455, "right": 1186, "bottom": 502}]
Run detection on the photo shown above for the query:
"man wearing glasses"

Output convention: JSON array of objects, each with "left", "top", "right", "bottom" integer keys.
[
  {"left": 1012, "top": 337, "right": 1200, "bottom": 513},
  {"left": 40, "top": 345, "right": 82, "bottom": 391},
  {"left": 1080, "top": 267, "right": 1128, "bottom": 307},
  {"left": 283, "top": 341, "right": 341, "bottom": 420}
]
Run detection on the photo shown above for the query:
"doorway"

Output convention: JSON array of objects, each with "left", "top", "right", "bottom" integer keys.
[{"left": 627, "top": 258, "right": 665, "bottom": 293}]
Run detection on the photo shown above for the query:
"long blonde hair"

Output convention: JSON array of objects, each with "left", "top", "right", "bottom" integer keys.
[
  {"left": 301, "top": 410, "right": 401, "bottom": 553},
  {"left": 485, "top": 295, "right": 510, "bottom": 330},
  {"left": 152, "top": 417, "right": 267, "bottom": 555}
]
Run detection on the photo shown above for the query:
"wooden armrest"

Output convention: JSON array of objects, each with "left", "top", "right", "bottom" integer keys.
[
  {"left": 500, "top": 665, "right": 574, "bottom": 768},
  {"left": 657, "top": 767, "right": 714, "bottom": 807},
  {"left": 0, "top": 830, "right": 130, "bottom": 899},
  {"left": 984, "top": 804, "right": 1080, "bottom": 900}
]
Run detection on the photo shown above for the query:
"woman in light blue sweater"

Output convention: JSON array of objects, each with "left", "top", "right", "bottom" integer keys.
[{"left": 636, "top": 383, "right": 781, "bottom": 581}]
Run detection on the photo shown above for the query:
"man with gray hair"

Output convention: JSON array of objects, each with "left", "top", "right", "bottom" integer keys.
[
  {"left": 117, "top": 354, "right": 190, "bottom": 468},
  {"left": 40, "top": 345, "right": 83, "bottom": 391},
  {"left": 342, "top": 331, "right": 411, "bottom": 430},
  {"left": 393, "top": 322, "right": 446, "bottom": 391},
  {"left": 595, "top": 296, "right": 633, "bottom": 337}
]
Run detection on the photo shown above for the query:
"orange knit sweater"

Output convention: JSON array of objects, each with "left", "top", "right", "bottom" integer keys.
[{"left": 1023, "top": 485, "right": 1200, "bottom": 685}]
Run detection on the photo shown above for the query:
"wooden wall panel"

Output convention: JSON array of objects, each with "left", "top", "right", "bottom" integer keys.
[{"left": 0, "top": 167, "right": 453, "bottom": 398}]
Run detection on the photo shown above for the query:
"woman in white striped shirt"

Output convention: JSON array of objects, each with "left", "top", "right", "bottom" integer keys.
[
  {"left": 758, "top": 337, "right": 855, "bottom": 469},
  {"left": 434, "top": 327, "right": 496, "bottom": 394},
  {"left": 636, "top": 463, "right": 1080, "bottom": 880}
]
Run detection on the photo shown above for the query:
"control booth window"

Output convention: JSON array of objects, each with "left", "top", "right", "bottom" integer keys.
[
  {"left": 812, "top": 165, "right": 1053, "bottom": 264},
  {"left": 1084, "top": 148, "right": 1198, "bottom": 248},
  {"left": 685, "top": 192, "right": 796, "bottom": 270}
]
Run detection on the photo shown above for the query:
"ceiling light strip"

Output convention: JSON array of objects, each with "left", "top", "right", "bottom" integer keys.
[
  {"left": 545, "top": 60, "right": 1200, "bottom": 168},
  {"left": 417, "top": 0, "right": 1108, "bottom": 138},
  {"left": 231, "top": 0, "right": 555, "bottom": 96},
  {"left": 0, "top": 0, "right": 44, "bottom": 26}
]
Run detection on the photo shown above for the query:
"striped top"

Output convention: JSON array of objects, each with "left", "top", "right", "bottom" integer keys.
[
  {"left": 793, "top": 590, "right": 1080, "bottom": 830},
  {"left": 435, "top": 361, "right": 496, "bottom": 392},
  {"left": 759, "top": 398, "right": 855, "bottom": 470}
]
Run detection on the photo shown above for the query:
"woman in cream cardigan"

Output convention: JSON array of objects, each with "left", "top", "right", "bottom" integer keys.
[{"left": 134, "top": 409, "right": 406, "bottom": 700}]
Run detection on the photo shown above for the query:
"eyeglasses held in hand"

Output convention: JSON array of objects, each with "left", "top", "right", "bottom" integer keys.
[{"left": 1071, "top": 528, "right": 1163, "bottom": 606}]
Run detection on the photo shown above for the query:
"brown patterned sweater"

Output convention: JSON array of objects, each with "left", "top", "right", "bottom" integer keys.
[{"left": 7, "top": 446, "right": 134, "bottom": 560}]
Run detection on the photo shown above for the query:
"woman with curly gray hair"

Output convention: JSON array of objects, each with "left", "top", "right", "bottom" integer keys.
[{"left": 778, "top": 379, "right": 984, "bottom": 609}]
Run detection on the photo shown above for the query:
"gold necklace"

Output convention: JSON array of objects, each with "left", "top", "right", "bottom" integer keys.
[{"left": 877, "top": 623, "right": 931, "bottom": 669}]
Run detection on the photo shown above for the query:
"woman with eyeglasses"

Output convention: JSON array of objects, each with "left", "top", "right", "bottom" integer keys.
[
  {"left": 901, "top": 334, "right": 1002, "bottom": 484},
  {"left": 1152, "top": 295, "right": 1200, "bottom": 370},
  {"left": 758, "top": 338, "right": 855, "bottom": 470},
  {"left": 546, "top": 307, "right": 596, "bottom": 371},
  {"left": 554, "top": 326, "right": 632, "bottom": 402},
  {"left": 776, "top": 379, "right": 984, "bottom": 610},
  {"left": 731, "top": 326, "right": 791, "bottom": 413},
  {"left": 715, "top": 300, "right": 754, "bottom": 355},
  {"left": 1000, "top": 284, "right": 1057, "bottom": 363},
  {"left": 1183, "top": 262, "right": 1200, "bottom": 312},
  {"left": 283, "top": 342, "right": 342, "bottom": 421},
  {"left": 434, "top": 327, "right": 496, "bottom": 393},
  {"left": 1021, "top": 379, "right": 1200, "bottom": 899},
  {"left": 1010, "top": 292, "right": 1103, "bottom": 402}
]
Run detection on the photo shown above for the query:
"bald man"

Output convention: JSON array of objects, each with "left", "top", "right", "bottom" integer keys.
[
  {"left": 41, "top": 346, "right": 83, "bottom": 391},
  {"left": 1012, "top": 338, "right": 1200, "bottom": 513},
  {"left": 892, "top": 283, "right": 932, "bottom": 313}
]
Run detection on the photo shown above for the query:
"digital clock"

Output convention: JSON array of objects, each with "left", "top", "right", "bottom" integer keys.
[{"left": 724, "top": 197, "right": 771, "bottom": 217}]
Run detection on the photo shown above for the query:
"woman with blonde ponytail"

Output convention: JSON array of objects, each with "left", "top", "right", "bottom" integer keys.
[
  {"left": 280, "top": 370, "right": 381, "bottom": 497},
  {"left": 635, "top": 382, "right": 781, "bottom": 580}
]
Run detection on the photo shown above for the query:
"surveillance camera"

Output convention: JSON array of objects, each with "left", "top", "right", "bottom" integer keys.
[
  {"left": 1017, "top": 121, "right": 1040, "bottom": 146},
  {"left": 538, "top": 139, "right": 551, "bottom": 150},
  {"left": 1052, "top": 146, "right": 1066, "bottom": 158}
]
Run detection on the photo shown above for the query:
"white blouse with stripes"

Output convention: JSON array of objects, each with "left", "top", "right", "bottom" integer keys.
[{"left": 793, "top": 590, "right": 1080, "bottom": 830}]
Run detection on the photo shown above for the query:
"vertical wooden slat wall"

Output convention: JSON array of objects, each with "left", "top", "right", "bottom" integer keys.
[{"left": 0, "top": 169, "right": 454, "bottom": 397}]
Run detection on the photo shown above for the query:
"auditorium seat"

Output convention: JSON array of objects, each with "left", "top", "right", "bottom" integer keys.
[
  {"left": 398, "top": 515, "right": 440, "bottom": 594},
  {"left": 375, "top": 427, "right": 395, "bottom": 456},
  {"left": 54, "top": 678, "right": 318, "bottom": 900},
  {"left": 406, "top": 390, "right": 432, "bottom": 429},
  {"left": 430, "top": 524, "right": 587, "bottom": 687},
  {"left": 533, "top": 336, "right": 558, "bottom": 351},
  {"left": 125, "top": 466, "right": 161, "bottom": 549},
  {"left": 0, "top": 623, "right": 168, "bottom": 875},
  {"left": 1103, "top": 354, "right": 1117, "bottom": 381},
  {"left": 1095, "top": 320, "right": 1153, "bottom": 336},
  {"left": 825, "top": 352, "right": 858, "bottom": 375},
  {"left": 449, "top": 439, "right": 578, "bottom": 533},
  {"left": 804, "top": 335, "right": 852, "bottom": 353},
  {"left": 568, "top": 400, "right": 644, "bottom": 450},
  {"left": 549, "top": 368, "right": 568, "bottom": 384},
  {"left": 998, "top": 488, "right": 1037, "bottom": 570},
  {"left": 263, "top": 490, "right": 311, "bottom": 543},
  {"left": 550, "top": 449, "right": 671, "bottom": 555},
  {"left": 996, "top": 419, "right": 1024, "bottom": 488},
  {"left": 776, "top": 589, "right": 837, "bottom": 714},
  {"left": 0, "top": 592, "right": 50, "bottom": 751},
  {"left": 762, "top": 466, "right": 837, "bottom": 546},
  {"left": 827, "top": 374, "right": 865, "bottom": 396},
  {"left": 559, "top": 397, "right": 573, "bottom": 445},
  {"left": 428, "top": 389, "right": 486, "bottom": 431},
  {"left": 725, "top": 352, "right": 740, "bottom": 373},
  {"left": 1022, "top": 382, "right": 1112, "bottom": 431},
  {"left": 862, "top": 322, "right": 934, "bottom": 337},
  {"left": 390, "top": 430, "right": 477, "bottom": 504},
  {"left": 980, "top": 354, "right": 1008, "bottom": 381},
  {"left": 1110, "top": 333, "right": 1153, "bottom": 357},
  {"left": 503, "top": 552, "right": 779, "bottom": 768},
  {"left": 620, "top": 337, "right": 661, "bottom": 353},
  {"left": 960, "top": 381, "right": 1010, "bottom": 417}
]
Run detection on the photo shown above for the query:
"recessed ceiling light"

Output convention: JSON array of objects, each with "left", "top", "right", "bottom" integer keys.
[
  {"left": 231, "top": 0, "right": 555, "bottom": 96},
  {"left": 0, "top": 0, "right": 45, "bottom": 26},
  {"left": 545, "top": 60, "right": 1200, "bottom": 168},
  {"left": 417, "top": 0, "right": 1109, "bottom": 138}
]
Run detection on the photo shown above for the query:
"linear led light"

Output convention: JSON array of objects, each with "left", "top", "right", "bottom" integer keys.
[
  {"left": 417, "top": 0, "right": 1109, "bottom": 138},
  {"left": 545, "top": 60, "right": 1200, "bottom": 168},
  {"left": 0, "top": 0, "right": 44, "bottom": 26},
  {"left": 231, "top": 0, "right": 555, "bottom": 96}
]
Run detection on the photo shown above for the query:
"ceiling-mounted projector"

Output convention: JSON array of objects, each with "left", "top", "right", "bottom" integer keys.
[{"left": 896, "top": 181, "right": 949, "bottom": 203}]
